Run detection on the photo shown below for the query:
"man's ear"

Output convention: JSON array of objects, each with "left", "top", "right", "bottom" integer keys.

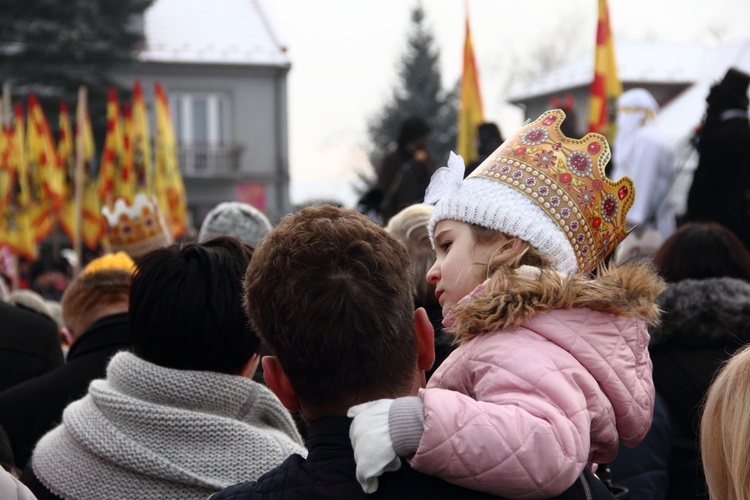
[
  {"left": 262, "top": 356, "right": 301, "bottom": 413},
  {"left": 414, "top": 307, "right": 435, "bottom": 373}
]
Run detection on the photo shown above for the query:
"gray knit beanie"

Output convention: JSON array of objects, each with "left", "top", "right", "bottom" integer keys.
[
  {"left": 198, "top": 202, "right": 273, "bottom": 248},
  {"left": 426, "top": 109, "right": 635, "bottom": 275}
]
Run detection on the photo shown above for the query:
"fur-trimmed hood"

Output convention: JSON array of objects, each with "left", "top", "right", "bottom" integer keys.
[
  {"left": 650, "top": 277, "right": 750, "bottom": 348},
  {"left": 447, "top": 260, "right": 665, "bottom": 340}
]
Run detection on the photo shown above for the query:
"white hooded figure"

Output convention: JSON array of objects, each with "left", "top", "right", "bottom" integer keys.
[{"left": 612, "top": 88, "right": 677, "bottom": 251}]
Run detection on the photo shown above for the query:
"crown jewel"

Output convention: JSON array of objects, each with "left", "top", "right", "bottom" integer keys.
[
  {"left": 101, "top": 194, "right": 173, "bottom": 258},
  {"left": 468, "top": 109, "right": 634, "bottom": 273}
]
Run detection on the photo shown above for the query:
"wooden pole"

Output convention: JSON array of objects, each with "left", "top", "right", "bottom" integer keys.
[{"left": 73, "top": 86, "right": 86, "bottom": 277}]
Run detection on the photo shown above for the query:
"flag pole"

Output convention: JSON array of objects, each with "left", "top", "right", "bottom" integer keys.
[
  {"left": 2, "top": 83, "right": 20, "bottom": 290},
  {"left": 73, "top": 86, "right": 86, "bottom": 276}
]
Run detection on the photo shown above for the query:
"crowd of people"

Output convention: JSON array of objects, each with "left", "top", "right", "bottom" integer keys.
[{"left": 0, "top": 67, "right": 749, "bottom": 499}]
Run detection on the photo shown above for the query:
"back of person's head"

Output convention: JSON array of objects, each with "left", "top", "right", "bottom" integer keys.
[
  {"left": 386, "top": 203, "right": 437, "bottom": 308},
  {"left": 244, "top": 205, "right": 417, "bottom": 413},
  {"left": 476, "top": 122, "right": 503, "bottom": 156},
  {"left": 652, "top": 222, "right": 750, "bottom": 283},
  {"left": 707, "top": 67, "right": 750, "bottom": 113},
  {"left": 198, "top": 201, "right": 273, "bottom": 249},
  {"left": 397, "top": 116, "right": 431, "bottom": 151},
  {"left": 701, "top": 344, "right": 750, "bottom": 500},
  {"left": 61, "top": 269, "right": 132, "bottom": 340},
  {"left": 614, "top": 88, "right": 659, "bottom": 169},
  {"left": 129, "top": 237, "right": 257, "bottom": 374}
]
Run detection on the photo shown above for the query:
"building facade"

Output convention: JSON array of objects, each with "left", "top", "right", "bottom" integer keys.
[{"left": 115, "top": 0, "right": 291, "bottom": 229}]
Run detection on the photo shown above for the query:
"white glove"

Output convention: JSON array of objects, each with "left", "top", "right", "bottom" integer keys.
[{"left": 348, "top": 398, "right": 401, "bottom": 493}]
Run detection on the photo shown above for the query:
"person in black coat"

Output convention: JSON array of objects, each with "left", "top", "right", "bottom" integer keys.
[
  {"left": 0, "top": 300, "right": 63, "bottom": 393},
  {"left": 647, "top": 222, "right": 750, "bottom": 498},
  {"left": 0, "top": 255, "right": 133, "bottom": 470},
  {"left": 376, "top": 117, "right": 437, "bottom": 225},
  {"left": 212, "top": 205, "right": 616, "bottom": 500},
  {"left": 685, "top": 67, "right": 750, "bottom": 249}
]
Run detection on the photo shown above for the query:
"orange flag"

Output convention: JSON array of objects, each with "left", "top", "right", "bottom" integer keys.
[
  {"left": 153, "top": 82, "right": 187, "bottom": 238},
  {"left": 76, "top": 94, "right": 103, "bottom": 250},
  {"left": 456, "top": 4, "right": 484, "bottom": 163},
  {"left": 97, "top": 88, "right": 124, "bottom": 209},
  {"left": 58, "top": 100, "right": 76, "bottom": 242},
  {"left": 588, "top": 0, "right": 622, "bottom": 138},
  {"left": 26, "top": 93, "right": 64, "bottom": 242},
  {"left": 131, "top": 80, "right": 152, "bottom": 196},
  {"left": 0, "top": 104, "right": 37, "bottom": 259}
]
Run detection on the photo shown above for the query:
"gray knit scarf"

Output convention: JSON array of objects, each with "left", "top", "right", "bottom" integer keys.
[{"left": 32, "top": 352, "right": 306, "bottom": 499}]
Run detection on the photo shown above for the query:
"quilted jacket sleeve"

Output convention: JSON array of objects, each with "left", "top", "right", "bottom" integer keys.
[{"left": 409, "top": 336, "right": 593, "bottom": 499}]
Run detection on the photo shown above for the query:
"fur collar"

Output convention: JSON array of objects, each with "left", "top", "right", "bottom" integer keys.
[
  {"left": 447, "top": 260, "right": 664, "bottom": 339},
  {"left": 650, "top": 277, "right": 750, "bottom": 348}
]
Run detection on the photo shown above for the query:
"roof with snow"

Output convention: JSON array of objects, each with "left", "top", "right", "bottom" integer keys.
[
  {"left": 139, "top": 0, "right": 289, "bottom": 67},
  {"left": 508, "top": 41, "right": 709, "bottom": 102}
]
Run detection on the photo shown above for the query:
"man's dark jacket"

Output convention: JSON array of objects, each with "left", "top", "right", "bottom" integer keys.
[
  {"left": 212, "top": 416, "right": 616, "bottom": 500},
  {"left": 0, "top": 313, "right": 130, "bottom": 470},
  {"left": 0, "top": 301, "right": 63, "bottom": 393}
]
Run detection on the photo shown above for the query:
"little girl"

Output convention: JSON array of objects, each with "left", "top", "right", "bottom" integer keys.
[{"left": 349, "top": 109, "right": 664, "bottom": 498}]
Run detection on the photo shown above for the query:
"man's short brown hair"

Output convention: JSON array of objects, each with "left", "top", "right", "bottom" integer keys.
[
  {"left": 61, "top": 269, "right": 132, "bottom": 335},
  {"left": 244, "top": 205, "right": 417, "bottom": 413}
]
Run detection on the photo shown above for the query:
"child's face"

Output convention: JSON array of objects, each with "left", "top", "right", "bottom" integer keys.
[{"left": 427, "top": 219, "right": 501, "bottom": 317}]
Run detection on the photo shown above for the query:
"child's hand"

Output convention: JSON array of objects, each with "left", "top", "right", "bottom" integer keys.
[{"left": 348, "top": 399, "right": 401, "bottom": 493}]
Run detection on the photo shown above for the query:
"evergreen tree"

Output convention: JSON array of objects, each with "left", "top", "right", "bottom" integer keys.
[
  {"left": 367, "top": 4, "right": 458, "bottom": 171},
  {"left": 0, "top": 0, "right": 153, "bottom": 141}
]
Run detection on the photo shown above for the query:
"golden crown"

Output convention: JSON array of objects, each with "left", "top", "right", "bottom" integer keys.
[
  {"left": 468, "top": 109, "right": 634, "bottom": 273},
  {"left": 101, "top": 194, "right": 173, "bottom": 258}
]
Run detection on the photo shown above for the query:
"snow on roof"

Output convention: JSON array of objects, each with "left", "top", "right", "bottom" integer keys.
[
  {"left": 508, "top": 41, "right": 708, "bottom": 102},
  {"left": 139, "top": 0, "right": 289, "bottom": 67}
]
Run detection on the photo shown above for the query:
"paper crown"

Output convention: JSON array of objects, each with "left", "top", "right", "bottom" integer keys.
[
  {"left": 467, "top": 109, "right": 635, "bottom": 273},
  {"left": 101, "top": 194, "right": 173, "bottom": 258}
]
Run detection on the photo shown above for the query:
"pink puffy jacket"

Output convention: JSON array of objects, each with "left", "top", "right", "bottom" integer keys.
[{"left": 410, "top": 263, "right": 662, "bottom": 499}]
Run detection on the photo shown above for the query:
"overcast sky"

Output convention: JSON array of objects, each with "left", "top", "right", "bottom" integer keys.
[{"left": 262, "top": 0, "right": 750, "bottom": 206}]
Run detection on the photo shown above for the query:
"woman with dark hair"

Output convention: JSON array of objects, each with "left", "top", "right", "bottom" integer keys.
[{"left": 649, "top": 222, "right": 750, "bottom": 498}]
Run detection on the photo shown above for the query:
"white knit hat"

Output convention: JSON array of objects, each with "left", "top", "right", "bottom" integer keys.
[
  {"left": 430, "top": 172, "right": 578, "bottom": 274},
  {"left": 426, "top": 109, "right": 635, "bottom": 275},
  {"left": 198, "top": 202, "right": 272, "bottom": 248}
]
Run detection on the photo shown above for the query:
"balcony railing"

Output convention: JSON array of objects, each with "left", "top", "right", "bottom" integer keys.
[{"left": 178, "top": 144, "right": 243, "bottom": 177}]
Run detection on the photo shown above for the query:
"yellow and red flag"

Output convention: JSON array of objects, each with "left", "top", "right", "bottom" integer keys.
[
  {"left": 58, "top": 100, "right": 76, "bottom": 242},
  {"left": 0, "top": 116, "right": 11, "bottom": 210},
  {"left": 76, "top": 94, "right": 103, "bottom": 250},
  {"left": 456, "top": 4, "right": 484, "bottom": 163},
  {"left": 588, "top": 0, "right": 622, "bottom": 138},
  {"left": 97, "top": 88, "right": 124, "bottom": 209},
  {"left": 0, "top": 104, "right": 36, "bottom": 259},
  {"left": 26, "top": 93, "right": 64, "bottom": 242},
  {"left": 153, "top": 82, "right": 187, "bottom": 238},
  {"left": 131, "top": 80, "right": 152, "bottom": 196},
  {"left": 118, "top": 102, "right": 136, "bottom": 204}
]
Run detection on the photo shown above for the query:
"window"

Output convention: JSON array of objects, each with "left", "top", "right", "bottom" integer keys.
[{"left": 169, "top": 93, "right": 232, "bottom": 174}]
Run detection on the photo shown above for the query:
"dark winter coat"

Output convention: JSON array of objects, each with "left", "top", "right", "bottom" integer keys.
[
  {"left": 0, "top": 313, "right": 130, "bottom": 470},
  {"left": 608, "top": 391, "right": 672, "bottom": 499},
  {"left": 686, "top": 115, "right": 750, "bottom": 249},
  {"left": 649, "top": 277, "right": 750, "bottom": 499},
  {"left": 211, "top": 416, "right": 617, "bottom": 500},
  {"left": 0, "top": 301, "right": 63, "bottom": 393},
  {"left": 377, "top": 150, "right": 436, "bottom": 224}
]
